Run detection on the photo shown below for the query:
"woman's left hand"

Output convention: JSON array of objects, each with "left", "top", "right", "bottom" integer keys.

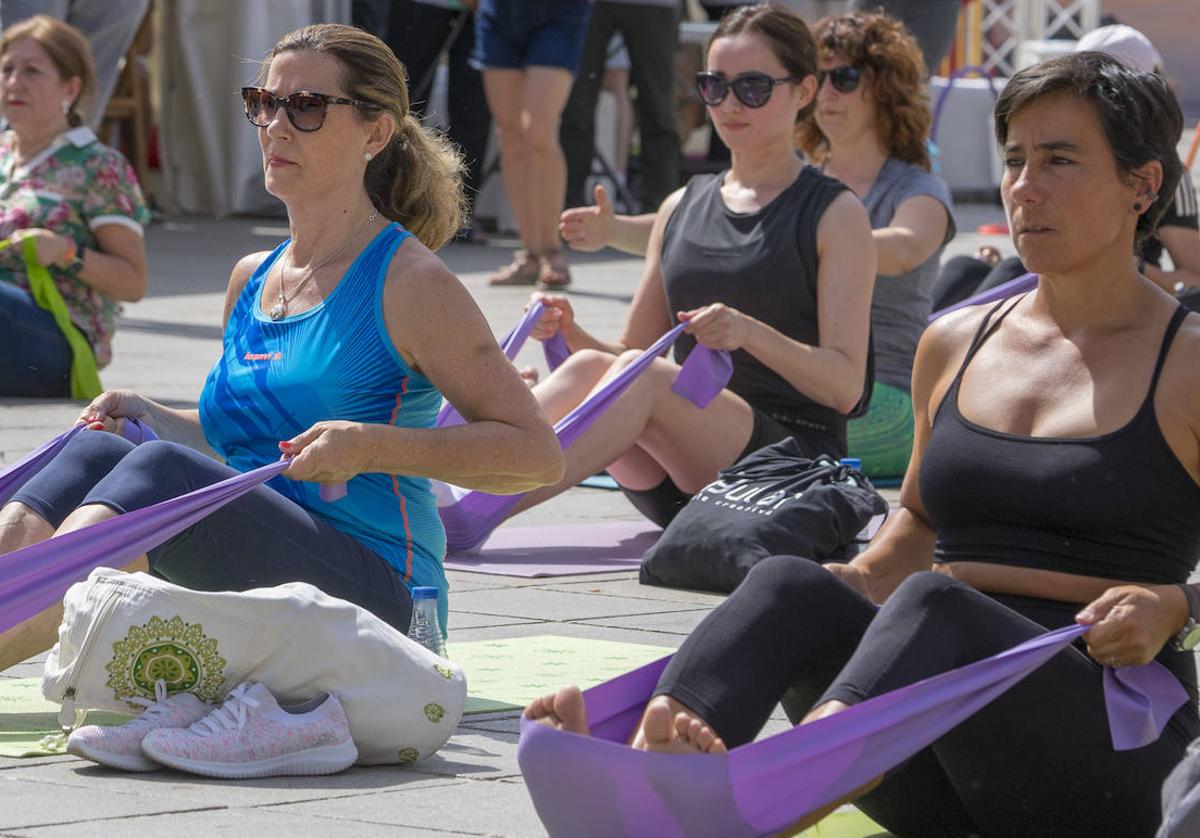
[
  {"left": 279, "top": 421, "right": 372, "bottom": 483},
  {"left": 678, "top": 304, "right": 752, "bottom": 352},
  {"left": 11, "top": 228, "right": 73, "bottom": 267},
  {"left": 1076, "top": 584, "right": 1188, "bottom": 667}
]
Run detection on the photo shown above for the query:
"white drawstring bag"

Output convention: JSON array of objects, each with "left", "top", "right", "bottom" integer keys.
[{"left": 42, "top": 567, "right": 465, "bottom": 765}]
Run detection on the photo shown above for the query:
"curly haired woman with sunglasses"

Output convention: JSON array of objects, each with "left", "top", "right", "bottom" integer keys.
[
  {"left": 500, "top": 4, "right": 875, "bottom": 530},
  {"left": 0, "top": 24, "right": 563, "bottom": 671}
]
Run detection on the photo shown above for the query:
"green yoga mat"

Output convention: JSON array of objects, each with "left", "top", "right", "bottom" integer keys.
[
  {"left": 0, "top": 677, "right": 131, "bottom": 758},
  {"left": 452, "top": 634, "right": 671, "bottom": 714}
]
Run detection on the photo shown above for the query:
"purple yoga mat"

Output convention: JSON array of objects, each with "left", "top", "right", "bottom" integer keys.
[
  {"left": 444, "top": 520, "right": 659, "bottom": 577},
  {"left": 518, "top": 623, "right": 1187, "bottom": 838},
  {"left": 928, "top": 272, "right": 1038, "bottom": 322},
  {"left": 437, "top": 317, "right": 732, "bottom": 554}
]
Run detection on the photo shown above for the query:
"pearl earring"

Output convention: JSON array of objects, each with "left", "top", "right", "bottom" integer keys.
[
  {"left": 363, "top": 151, "right": 373, "bottom": 162},
  {"left": 61, "top": 100, "right": 70, "bottom": 115}
]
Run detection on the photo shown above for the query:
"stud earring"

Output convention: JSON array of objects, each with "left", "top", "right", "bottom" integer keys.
[
  {"left": 363, "top": 151, "right": 373, "bottom": 162},
  {"left": 1133, "top": 202, "right": 1143, "bottom": 212}
]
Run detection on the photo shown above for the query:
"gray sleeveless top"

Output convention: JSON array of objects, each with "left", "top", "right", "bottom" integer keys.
[{"left": 660, "top": 166, "right": 848, "bottom": 442}]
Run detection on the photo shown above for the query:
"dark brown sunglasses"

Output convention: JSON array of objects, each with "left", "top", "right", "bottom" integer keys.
[{"left": 241, "top": 86, "right": 381, "bottom": 132}]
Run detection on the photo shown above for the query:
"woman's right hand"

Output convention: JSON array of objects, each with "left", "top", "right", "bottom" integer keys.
[
  {"left": 528, "top": 292, "right": 576, "bottom": 342},
  {"left": 77, "top": 389, "right": 153, "bottom": 436},
  {"left": 559, "top": 184, "right": 615, "bottom": 252}
]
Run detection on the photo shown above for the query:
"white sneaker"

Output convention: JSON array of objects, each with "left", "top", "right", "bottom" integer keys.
[
  {"left": 66, "top": 680, "right": 212, "bottom": 772},
  {"left": 140, "top": 681, "right": 358, "bottom": 779}
]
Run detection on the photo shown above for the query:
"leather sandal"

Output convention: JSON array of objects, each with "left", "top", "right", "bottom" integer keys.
[
  {"left": 489, "top": 250, "right": 540, "bottom": 286},
  {"left": 537, "top": 249, "right": 571, "bottom": 289}
]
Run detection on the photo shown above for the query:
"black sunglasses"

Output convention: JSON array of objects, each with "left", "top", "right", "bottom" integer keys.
[
  {"left": 695, "top": 71, "right": 798, "bottom": 109},
  {"left": 241, "top": 86, "right": 382, "bottom": 132},
  {"left": 817, "top": 65, "right": 863, "bottom": 94}
]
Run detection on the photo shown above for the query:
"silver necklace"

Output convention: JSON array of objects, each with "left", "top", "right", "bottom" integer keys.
[{"left": 269, "top": 210, "right": 378, "bottom": 321}]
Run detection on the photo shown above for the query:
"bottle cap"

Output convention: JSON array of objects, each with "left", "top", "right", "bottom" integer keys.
[
  {"left": 412, "top": 586, "right": 439, "bottom": 599},
  {"left": 839, "top": 457, "right": 862, "bottom": 469}
]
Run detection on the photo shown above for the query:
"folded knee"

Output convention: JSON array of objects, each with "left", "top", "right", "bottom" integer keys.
[
  {"left": 888, "top": 570, "right": 971, "bottom": 614},
  {"left": 741, "top": 555, "right": 832, "bottom": 600}
]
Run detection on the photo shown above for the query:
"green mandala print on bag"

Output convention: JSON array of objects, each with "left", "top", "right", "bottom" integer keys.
[{"left": 105, "top": 615, "right": 227, "bottom": 704}]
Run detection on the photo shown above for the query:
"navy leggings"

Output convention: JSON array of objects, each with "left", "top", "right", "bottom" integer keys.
[
  {"left": 0, "top": 280, "right": 72, "bottom": 397},
  {"left": 654, "top": 557, "right": 1199, "bottom": 837},
  {"left": 10, "top": 431, "right": 414, "bottom": 632}
]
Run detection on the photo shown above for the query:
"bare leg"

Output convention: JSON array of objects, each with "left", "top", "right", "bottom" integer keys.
[
  {"left": 0, "top": 503, "right": 146, "bottom": 671},
  {"left": 521, "top": 67, "right": 575, "bottom": 255},
  {"left": 483, "top": 68, "right": 539, "bottom": 253},
  {"left": 0, "top": 501, "right": 55, "bottom": 555},
  {"left": 512, "top": 351, "right": 754, "bottom": 515}
]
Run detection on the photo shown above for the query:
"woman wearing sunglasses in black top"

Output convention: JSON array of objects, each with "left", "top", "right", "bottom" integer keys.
[{"left": 499, "top": 4, "right": 875, "bottom": 530}]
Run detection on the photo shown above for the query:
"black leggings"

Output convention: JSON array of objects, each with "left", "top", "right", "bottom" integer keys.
[
  {"left": 654, "top": 557, "right": 1199, "bottom": 837},
  {"left": 10, "top": 431, "right": 414, "bottom": 632}
]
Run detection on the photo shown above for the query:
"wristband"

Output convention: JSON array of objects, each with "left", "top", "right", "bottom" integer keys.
[
  {"left": 57, "top": 237, "right": 77, "bottom": 267},
  {"left": 68, "top": 243, "right": 86, "bottom": 273}
]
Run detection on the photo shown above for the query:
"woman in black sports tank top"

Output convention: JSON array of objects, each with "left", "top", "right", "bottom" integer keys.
[
  {"left": 500, "top": 6, "right": 876, "bottom": 528},
  {"left": 525, "top": 52, "right": 1200, "bottom": 837}
]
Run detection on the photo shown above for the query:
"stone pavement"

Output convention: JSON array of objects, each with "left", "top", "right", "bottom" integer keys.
[{"left": 0, "top": 198, "right": 1079, "bottom": 836}]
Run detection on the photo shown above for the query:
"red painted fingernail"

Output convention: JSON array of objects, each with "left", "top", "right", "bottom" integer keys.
[
  {"left": 279, "top": 441, "right": 291, "bottom": 449},
  {"left": 89, "top": 422, "right": 104, "bottom": 430}
]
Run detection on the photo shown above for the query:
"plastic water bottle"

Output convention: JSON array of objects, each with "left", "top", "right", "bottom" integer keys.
[{"left": 407, "top": 587, "right": 446, "bottom": 658}]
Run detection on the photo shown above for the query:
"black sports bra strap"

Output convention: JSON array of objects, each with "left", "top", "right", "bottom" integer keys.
[
  {"left": 952, "top": 294, "right": 1027, "bottom": 383},
  {"left": 1147, "top": 305, "right": 1191, "bottom": 397}
]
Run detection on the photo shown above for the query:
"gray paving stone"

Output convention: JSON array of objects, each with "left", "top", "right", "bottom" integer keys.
[
  {"left": 273, "top": 774, "right": 548, "bottom": 837},
  {"left": 544, "top": 576, "right": 724, "bottom": 606},
  {"left": 446, "top": 612, "right": 539, "bottom": 631},
  {"left": 445, "top": 619, "right": 679, "bottom": 648},
  {"left": 446, "top": 587, "right": 700, "bottom": 623},
  {"left": 576, "top": 607, "right": 713, "bottom": 637},
  {"left": 8, "top": 807, "right": 441, "bottom": 837}
]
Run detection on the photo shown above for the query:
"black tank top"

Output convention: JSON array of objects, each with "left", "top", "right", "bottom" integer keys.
[
  {"left": 921, "top": 299, "right": 1200, "bottom": 585},
  {"left": 660, "top": 166, "right": 848, "bottom": 447}
]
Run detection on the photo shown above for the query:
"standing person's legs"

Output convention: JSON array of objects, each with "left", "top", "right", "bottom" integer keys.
[
  {"left": 0, "top": 281, "right": 72, "bottom": 397},
  {"left": 560, "top": 4, "right": 616, "bottom": 210},
  {"left": 483, "top": 68, "right": 541, "bottom": 271},
  {"left": 386, "top": 0, "right": 454, "bottom": 108},
  {"left": 521, "top": 67, "right": 575, "bottom": 259},
  {"left": 445, "top": 13, "right": 492, "bottom": 225},
  {"left": 617, "top": 2, "right": 680, "bottom": 212},
  {"left": 60, "top": 0, "right": 151, "bottom": 126}
]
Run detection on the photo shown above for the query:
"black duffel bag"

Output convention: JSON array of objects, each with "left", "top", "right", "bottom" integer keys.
[{"left": 639, "top": 438, "right": 887, "bottom": 594}]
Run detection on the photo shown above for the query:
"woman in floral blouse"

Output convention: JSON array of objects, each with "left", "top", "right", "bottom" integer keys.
[{"left": 0, "top": 15, "right": 150, "bottom": 396}]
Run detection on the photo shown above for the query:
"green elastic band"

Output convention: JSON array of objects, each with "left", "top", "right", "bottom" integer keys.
[{"left": 4, "top": 237, "right": 102, "bottom": 399}]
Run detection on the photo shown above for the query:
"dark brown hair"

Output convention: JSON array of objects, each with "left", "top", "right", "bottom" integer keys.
[
  {"left": 261, "top": 24, "right": 466, "bottom": 250},
  {"left": 994, "top": 52, "right": 1184, "bottom": 248},
  {"left": 796, "top": 11, "right": 931, "bottom": 170},
  {"left": 0, "top": 15, "right": 95, "bottom": 129},
  {"left": 710, "top": 3, "right": 819, "bottom": 124}
]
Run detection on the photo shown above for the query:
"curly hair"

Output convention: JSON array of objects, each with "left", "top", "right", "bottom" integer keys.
[{"left": 796, "top": 11, "right": 931, "bottom": 170}]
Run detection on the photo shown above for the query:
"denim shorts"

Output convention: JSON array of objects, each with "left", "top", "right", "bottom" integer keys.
[{"left": 473, "top": 0, "right": 591, "bottom": 73}]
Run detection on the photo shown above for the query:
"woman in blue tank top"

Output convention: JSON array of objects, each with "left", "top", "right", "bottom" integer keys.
[{"left": 0, "top": 24, "right": 562, "bottom": 669}]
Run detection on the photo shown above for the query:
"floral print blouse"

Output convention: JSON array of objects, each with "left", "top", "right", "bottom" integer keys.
[{"left": 0, "top": 127, "right": 150, "bottom": 368}]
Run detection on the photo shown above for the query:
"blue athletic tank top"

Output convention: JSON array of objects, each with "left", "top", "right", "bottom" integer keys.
[{"left": 198, "top": 223, "right": 449, "bottom": 615}]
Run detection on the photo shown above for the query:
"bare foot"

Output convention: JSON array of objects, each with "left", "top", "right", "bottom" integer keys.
[
  {"left": 518, "top": 366, "right": 539, "bottom": 388},
  {"left": 632, "top": 696, "right": 726, "bottom": 754},
  {"left": 524, "top": 685, "right": 590, "bottom": 735}
]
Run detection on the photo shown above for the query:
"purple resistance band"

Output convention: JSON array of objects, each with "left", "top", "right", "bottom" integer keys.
[
  {"left": 928, "top": 272, "right": 1039, "bottom": 323},
  {"left": 518, "top": 623, "right": 1187, "bottom": 838},
  {"left": 435, "top": 306, "right": 733, "bottom": 553},
  {"left": 0, "top": 423, "right": 287, "bottom": 636}
]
